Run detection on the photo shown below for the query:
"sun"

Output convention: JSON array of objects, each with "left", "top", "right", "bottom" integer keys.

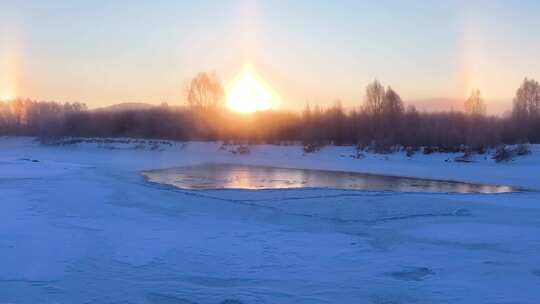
[{"left": 226, "top": 64, "right": 279, "bottom": 113}]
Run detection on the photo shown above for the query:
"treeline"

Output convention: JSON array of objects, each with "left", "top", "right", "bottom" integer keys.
[
  {"left": 1, "top": 74, "right": 539, "bottom": 153},
  {"left": 301, "top": 84, "right": 515, "bottom": 152},
  {"left": 0, "top": 99, "right": 87, "bottom": 137}
]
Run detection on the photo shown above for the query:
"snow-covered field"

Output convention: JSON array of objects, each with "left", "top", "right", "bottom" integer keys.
[{"left": 1, "top": 137, "right": 539, "bottom": 304}]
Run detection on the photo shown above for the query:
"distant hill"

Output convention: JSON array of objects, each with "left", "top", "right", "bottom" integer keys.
[{"left": 93, "top": 102, "right": 156, "bottom": 112}]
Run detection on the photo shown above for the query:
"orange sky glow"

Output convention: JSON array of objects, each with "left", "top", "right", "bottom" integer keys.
[{"left": 1, "top": 1, "right": 539, "bottom": 115}]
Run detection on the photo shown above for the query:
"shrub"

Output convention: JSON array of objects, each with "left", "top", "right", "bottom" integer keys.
[
  {"left": 423, "top": 146, "right": 436, "bottom": 155},
  {"left": 515, "top": 144, "right": 531, "bottom": 156},
  {"left": 493, "top": 146, "right": 512, "bottom": 163},
  {"left": 303, "top": 143, "right": 320, "bottom": 153},
  {"left": 455, "top": 150, "right": 473, "bottom": 163},
  {"left": 405, "top": 146, "right": 415, "bottom": 157}
]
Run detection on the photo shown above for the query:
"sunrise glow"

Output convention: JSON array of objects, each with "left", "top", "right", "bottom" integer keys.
[
  {"left": 0, "top": 46, "right": 18, "bottom": 101},
  {"left": 0, "top": 86, "right": 16, "bottom": 101},
  {"left": 226, "top": 64, "right": 279, "bottom": 113},
  {"left": 0, "top": 84, "right": 16, "bottom": 101}
]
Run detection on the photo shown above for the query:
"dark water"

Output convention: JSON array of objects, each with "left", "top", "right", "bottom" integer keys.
[{"left": 142, "top": 163, "right": 517, "bottom": 194}]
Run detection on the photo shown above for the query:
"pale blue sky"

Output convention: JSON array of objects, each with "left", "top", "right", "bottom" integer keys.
[{"left": 1, "top": 0, "right": 539, "bottom": 113}]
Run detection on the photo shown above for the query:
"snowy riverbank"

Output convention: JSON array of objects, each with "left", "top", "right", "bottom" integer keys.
[
  {"left": 2, "top": 137, "right": 539, "bottom": 189},
  {"left": 1, "top": 137, "right": 539, "bottom": 303}
]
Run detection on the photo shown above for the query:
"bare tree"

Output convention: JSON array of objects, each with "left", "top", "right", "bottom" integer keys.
[
  {"left": 186, "top": 72, "right": 225, "bottom": 110},
  {"left": 464, "top": 88, "right": 486, "bottom": 116},
  {"left": 380, "top": 86, "right": 405, "bottom": 149},
  {"left": 382, "top": 87, "right": 404, "bottom": 120},
  {"left": 513, "top": 78, "right": 540, "bottom": 120},
  {"left": 513, "top": 78, "right": 540, "bottom": 141},
  {"left": 364, "top": 80, "right": 385, "bottom": 116},
  {"left": 328, "top": 100, "right": 347, "bottom": 145}
]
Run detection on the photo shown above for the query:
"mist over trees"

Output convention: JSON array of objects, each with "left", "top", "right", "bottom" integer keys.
[
  {"left": 0, "top": 99, "right": 87, "bottom": 138},
  {"left": 1, "top": 76, "right": 539, "bottom": 153}
]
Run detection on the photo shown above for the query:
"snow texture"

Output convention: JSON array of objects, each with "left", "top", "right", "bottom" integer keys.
[{"left": 1, "top": 137, "right": 539, "bottom": 303}]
